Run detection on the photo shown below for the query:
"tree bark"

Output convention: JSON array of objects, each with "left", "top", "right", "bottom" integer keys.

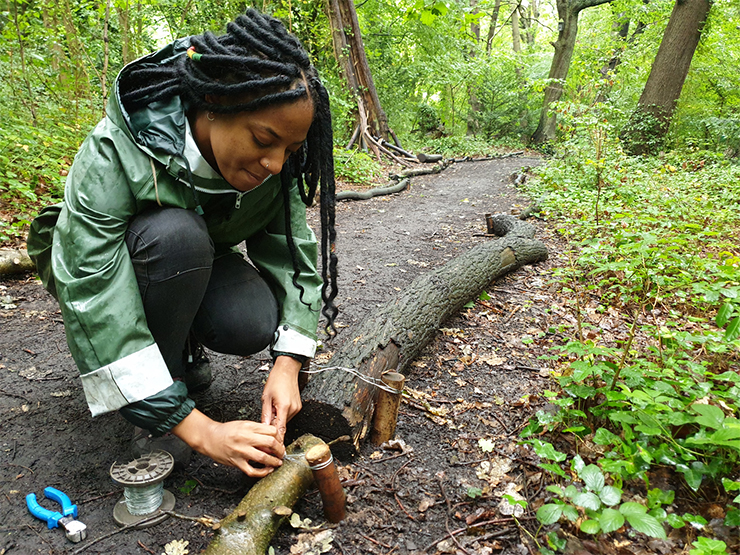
[
  {"left": 326, "top": 0, "right": 390, "bottom": 141},
  {"left": 485, "top": 0, "right": 502, "bottom": 55},
  {"left": 511, "top": 3, "right": 522, "bottom": 53},
  {"left": 202, "top": 434, "right": 324, "bottom": 555},
  {"left": 531, "top": 0, "right": 614, "bottom": 144},
  {"left": 292, "top": 216, "right": 548, "bottom": 456},
  {"left": 621, "top": 0, "right": 711, "bottom": 154}
]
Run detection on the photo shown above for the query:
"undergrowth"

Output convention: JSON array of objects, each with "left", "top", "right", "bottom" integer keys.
[{"left": 522, "top": 101, "right": 740, "bottom": 554}]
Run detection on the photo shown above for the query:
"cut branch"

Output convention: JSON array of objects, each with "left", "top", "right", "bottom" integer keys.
[
  {"left": 0, "top": 249, "right": 35, "bottom": 276},
  {"left": 202, "top": 434, "right": 324, "bottom": 555}
]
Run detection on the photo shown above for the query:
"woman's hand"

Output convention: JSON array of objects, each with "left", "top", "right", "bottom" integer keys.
[
  {"left": 172, "top": 409, "right": 285, "bottom": 477},
  {"left": 261, "top": 356, "right": 303, "bottom": 443}
]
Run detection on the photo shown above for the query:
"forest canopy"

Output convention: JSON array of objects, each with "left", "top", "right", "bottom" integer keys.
[{"left": 0, "top": 0, "right": 738, "bottom": 242}]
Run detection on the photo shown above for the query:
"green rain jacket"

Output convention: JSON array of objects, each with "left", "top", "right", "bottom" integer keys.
[{"left": 26, "top": 38, "right": 323, "bottom": 435}]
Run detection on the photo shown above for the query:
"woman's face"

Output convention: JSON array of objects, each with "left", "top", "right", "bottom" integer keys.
[{"left": 195, "top": 97, "right": 314, "bottom": 192}]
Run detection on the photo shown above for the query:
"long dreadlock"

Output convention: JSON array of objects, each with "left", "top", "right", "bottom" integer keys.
[{"left": 119, "top": 8, "right": 339, "bottom": 335}]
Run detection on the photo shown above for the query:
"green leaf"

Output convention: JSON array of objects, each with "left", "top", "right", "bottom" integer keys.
[
  {"left": 722, "top": 478, "right": 740, "bottom": 492},
  {"left": 724, "top": 509, "right": 740, "bottom": 527},
  {"left": 599, "top": 508, "right": 625, "bottom": 533},
  {"left": 562, "top": 505, "right": 579, "bottom": 522},
  {"left": 619, "top": 502, "right": 648, "bottom": 516},
  {"left": 467, "top": 487, "right": 483, "bottom": 499},
  {"left": 666, "top": 513, "right": 685, "bottom": 528},
  {"left": 537, "top": 504, "right": 563, "bottom": 525},
  {"left": 580, "top": 519, "right": 601, "bottom": 534},
  {"left": 717, "top": 303, "right": 734, "bottom": 328},
  {"left": 540, "top": 463, "right": 567, "bottom": 477},
  {"left": 725, "top": 316, "right": 740, "bottom": 341},
  {"left": 532, "top": 440, "right": 567, "bottom": 462},
  {"left": 599, "top": 486, "right": 622, "bottom": 506},
  {"left": 580, "top": 465, "right": 605, "bottom": 493},
  {"left": 692, "top": 403, "right": 725, "bottom": 429},
  {"left": 572, "top": 491, "right": 601, "bottom": 511},
  {"left": 571, "top": 454, "right": 585, "bottom": 474},
  {"left": 623, "top": 512, "right": 666, "bottom": 539}
]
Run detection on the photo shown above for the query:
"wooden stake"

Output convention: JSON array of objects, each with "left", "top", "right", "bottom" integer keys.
[
  {"left": 485, "top": 213, "right": 495, "bottom": 234},
  {"left": 305, "top": 444, "right": 346, "bottom": 523},
  {"left": 370, "top": 372, "right": 405, "bottom": 444}
]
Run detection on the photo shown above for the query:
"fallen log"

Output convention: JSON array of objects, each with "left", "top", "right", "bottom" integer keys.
[
  {"left": 202, "top": 434, "right": 324, "bottom": 555},
  {"left": 335, "top": 178, "right": 410, "bottom": 201},
  {"left": 390, "top": 163, "right": 447, "bottom": 180},
  {"left": 293, "top": 215, "right": 548, "bottom": 456},
  {"left": 417, "top": 153, "right": 443, "bottom": 163},
  {"left": 0, "top": 249, "right": 35, "bottom": 276}
]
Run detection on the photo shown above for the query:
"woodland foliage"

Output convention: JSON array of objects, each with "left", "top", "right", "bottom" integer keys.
[{"left": 1, "top": 0, "right": 738, "bottom": 243}]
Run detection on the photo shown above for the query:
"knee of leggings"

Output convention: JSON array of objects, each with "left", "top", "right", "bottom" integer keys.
[{"left": 128, "top": 208, "right": 214, "bottom": 269}]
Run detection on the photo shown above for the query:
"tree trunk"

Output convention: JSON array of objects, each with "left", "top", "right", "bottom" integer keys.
[
  {"left": 485, "top": 0, "right": 502, "bottom": 55},
  {"left": 621, "top": 0, "right": 711, "bottom": 155},
  {"left": 531, "top": 0, "right": 614, "bottom": 144},
  {"left": 117, "top": 2, "right": 132, "bottom": 65},
  {"left": 292, "top": 216, "right": 548, "bottom": 457},
  {"left": 467, "top": 0, "right": 482, "bottom": 136},
  {"left": 202, "top": 434, "right": 324, "bottom": 555},
  {"left": 511, "top": 3, "right": 521, "bottom": 53},
  {"left": 326, "top": 0, "right": 390, "bottom": 141},
  {"left": 101, "top": 0, "right": 111, "bottom": 112}
]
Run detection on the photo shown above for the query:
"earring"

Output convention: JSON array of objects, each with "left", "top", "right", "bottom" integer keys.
[
  {"left": 265, "top": 162, "right": 270, "bottom": 169},
  {"left": 206, "top": 112, "right": 215, "bottom": 121}
]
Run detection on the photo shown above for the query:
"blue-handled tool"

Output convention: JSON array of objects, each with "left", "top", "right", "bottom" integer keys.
[{"left": 26, "top": 487, "right": 87, "bottom": 543}]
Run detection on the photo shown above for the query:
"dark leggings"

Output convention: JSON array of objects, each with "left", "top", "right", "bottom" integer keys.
[{"left": 124, "top": 207, "right": 278, "bottom": 379}]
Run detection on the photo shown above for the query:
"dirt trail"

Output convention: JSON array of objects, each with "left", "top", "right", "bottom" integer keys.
[{"left": 0, "top": 156, "right": 560, "bottom": 555}]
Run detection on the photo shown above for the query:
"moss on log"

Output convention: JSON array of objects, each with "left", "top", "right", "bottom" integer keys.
[
  {"left": 293, "top": 215, "right": 548, "bottom": 455},
  {"left": 202, "top": 434, "right": 325, "bottom": 555}
]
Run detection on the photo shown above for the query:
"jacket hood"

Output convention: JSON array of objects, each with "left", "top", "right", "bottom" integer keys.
[{"left": 106, "top": 38, "right": 243, "bottom": 195}]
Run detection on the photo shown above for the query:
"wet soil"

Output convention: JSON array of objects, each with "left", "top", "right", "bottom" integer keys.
[{"left": 1, "top": 156, "right": 564, "bottom": 555}]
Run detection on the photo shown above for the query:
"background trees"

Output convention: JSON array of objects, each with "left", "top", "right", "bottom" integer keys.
[{"left": 1, "top": 0, "right": 739, "bottom": 242}]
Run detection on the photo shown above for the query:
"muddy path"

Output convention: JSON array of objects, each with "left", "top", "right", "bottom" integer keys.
[{"left": 1, "top": 155, "right": 565, "bottom": 555}]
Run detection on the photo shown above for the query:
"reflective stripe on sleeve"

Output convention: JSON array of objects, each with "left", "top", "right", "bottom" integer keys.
[{"left": 81, "top": 344, "right": 173, "bottom": 416}]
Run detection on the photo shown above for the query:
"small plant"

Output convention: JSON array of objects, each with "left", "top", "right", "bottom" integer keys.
[
  {"left": 332, "top": 147, "right": 382, "bottom": 185},
  {"left": 536, "top": 454, "right": 669, "bottom": 538}
]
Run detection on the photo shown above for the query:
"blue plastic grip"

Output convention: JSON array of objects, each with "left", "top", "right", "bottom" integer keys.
[
  {"left": 26, "top": 493, "right": 63, "bottom": 529},
  {"left": 43, "top": 487, "right": 78, "bottom": 519}
]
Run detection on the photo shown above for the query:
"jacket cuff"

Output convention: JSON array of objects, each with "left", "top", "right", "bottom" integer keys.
[
  {"left": 271, "top": 325, "right": 317, "bottom": 359},
  {"left": 80, "top": 344, "right": 173, "bottom": 416},
  {"left": 118, "top": 381, "right": 195, "bottom": 436}
]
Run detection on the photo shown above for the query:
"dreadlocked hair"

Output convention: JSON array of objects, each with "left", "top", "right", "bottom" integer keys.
[{"left": 120, "top": 8, "right": 339, "bottom": 335}]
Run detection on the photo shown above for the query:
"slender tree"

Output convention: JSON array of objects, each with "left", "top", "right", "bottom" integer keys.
[
  {"left": 326, "top": 0, "right": 390, "bottom": 149},
  {"left": 621, "top": 0, "right": 712, "bottom": 154},
  {"left": 531, "top": 0, "right": 615, "bottom": 143}
]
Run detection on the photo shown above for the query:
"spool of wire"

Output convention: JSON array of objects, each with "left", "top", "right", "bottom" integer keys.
[{"left": 110, "top": 451, "right": 176, "bottom": 527}]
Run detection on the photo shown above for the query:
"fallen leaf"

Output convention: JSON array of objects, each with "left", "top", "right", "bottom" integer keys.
[
  {"left": 478, "top": 438, "right": 495, "bottom": 453},
  {"left": 418, "top": 498, "right": 435, "bottom": 512},
  {"left": 480, "top": 354, "right": 506, "bottom": 366},
  {"left": 162, "top": 539, "right": 189, "bottom": 555},
  {"left": 476, "top": 458, "right": 511, "bottom": 486},
  {"left": 369, "top": 450, "right": 383, "bottom": 460},
  {"left": 290, "top": 529, "right": 334, "bottom": 555}
]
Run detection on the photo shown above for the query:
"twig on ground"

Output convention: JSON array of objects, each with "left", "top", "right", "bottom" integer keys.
[
  {"left": 137, "top": 540, "right": 155, "bottom": 554},
  {"left": 390, "top": 458, "right": 413, "bottom": 491},
  {"left": 365, "top": 452, "right": 410, "bottom": 464},
  {"left": 394, "top": 494, "right": 416, "bottom": 521},
  {"left": 359, "top": 533, "right": 392, "bottom": 549},
  {"left": 437, "top": 473, "right": 452, "bottom": 513},
  {"left": 423, "top": 517, "right": 535, "bottom": 552},
  {"left": 446, "top": 518, "right": 472, "bottom": 555}
]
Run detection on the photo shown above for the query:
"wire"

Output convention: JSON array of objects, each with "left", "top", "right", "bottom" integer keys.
[{"left": 299, "top": 365, "right": 403, "bottom": 394}]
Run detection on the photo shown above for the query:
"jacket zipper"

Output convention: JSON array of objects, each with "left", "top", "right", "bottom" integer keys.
[{"left": 235, "top": 191, "right": 245, "bottom": 209}]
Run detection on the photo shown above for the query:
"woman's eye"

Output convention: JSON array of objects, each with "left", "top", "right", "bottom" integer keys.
[{"left": 254, "top": 137, "right": 270, "bottom": 148}]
